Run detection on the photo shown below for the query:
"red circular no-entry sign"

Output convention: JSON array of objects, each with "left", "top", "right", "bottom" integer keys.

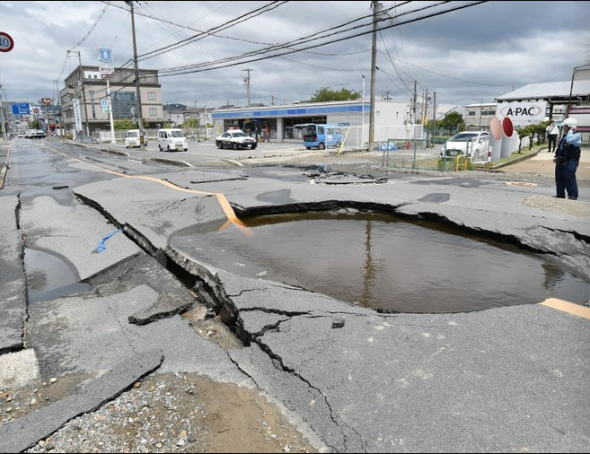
[{"left": 0, "top": 32, "right": 15, "bottom": 53}]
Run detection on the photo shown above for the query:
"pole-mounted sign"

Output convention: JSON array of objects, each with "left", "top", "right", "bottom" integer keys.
[{"left": 0, "top": 32, "right": 15, "bottom": 53}]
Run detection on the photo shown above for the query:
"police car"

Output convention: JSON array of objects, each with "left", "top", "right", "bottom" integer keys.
[{"left": 215, "top": 129, "right": 257, "bottom": 150}]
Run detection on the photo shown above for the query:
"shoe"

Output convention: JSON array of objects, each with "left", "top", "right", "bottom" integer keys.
[
  {"left": 553, "top": 196, "right": 565, "bottom": 199},
  {"left": 568, "top": 197, "right": 577, "bottom": 200}
]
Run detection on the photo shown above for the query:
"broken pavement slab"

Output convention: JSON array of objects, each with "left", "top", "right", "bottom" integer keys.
[
  {"left": 87, "top": 254, "right": 198, "bottom": 326},
  {"left": 230, "top": 304, "right": 590, "bottom": 453},
  {"left": 19, "top": 195, "right": 141, "bottom": 281},
  {"left": 0, "top": 350, "right": 163, "bottom": 453},
  {"left": 73, "top": 176, "right": 229, "bottom": 250},
  {"left": 128, "top": 292, "right": 194, "bottom": 326},
  {"left": 27, "top": 285, "right": 252, "bottom": 386},
  {"left": 0, "top": 195, "right": 27, "bottom": 354}
]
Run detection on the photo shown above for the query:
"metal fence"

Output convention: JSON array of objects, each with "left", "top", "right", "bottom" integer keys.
[{"left": 90, "top": 127, "right": 215, "bottom": 144}]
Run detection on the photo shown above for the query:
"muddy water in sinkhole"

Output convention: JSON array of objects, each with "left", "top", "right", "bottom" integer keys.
[{"left": 170, "top": 211, "right": 590, "bottom": 313}]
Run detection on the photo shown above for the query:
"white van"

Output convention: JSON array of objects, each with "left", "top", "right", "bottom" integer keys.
[
  {"left": 158, "top": 128, "right": 188, "bottom": 152},
  {"left": 125, "top": 129, "right": 147, "bottom": 148}
]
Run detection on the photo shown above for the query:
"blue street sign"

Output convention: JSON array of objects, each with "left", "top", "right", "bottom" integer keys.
[
  {"left": 12, "top": 103, "right": 30, "bottom": 114},
  {"left": 97, "top": 48, "right": 113, "bottom": 63}
]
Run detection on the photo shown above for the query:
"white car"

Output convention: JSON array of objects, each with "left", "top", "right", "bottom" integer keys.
[
  {"left": 158, "top": 128, "right": 188, "bottom": 152},
  {"left": 125, "top": 129, "right": 148, "bottom": 148},
  {"left": 441, "top": 131, "right": 489, "bottom": 161},
  {"left": 216, "top": 130, "right": 257, "bottom": 150}
]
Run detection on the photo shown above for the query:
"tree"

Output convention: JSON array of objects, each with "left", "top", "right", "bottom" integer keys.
[
  {"left": 434, "top": 112, "right": 465, "bottom": 136},
  {"left": 114, "top": 119, "right": 149, "bottom": 130},
  {"left": 439, "top": 111, "right": 465, "bottom": 129},
  {"left": 182, "top": 118, "right": 199, "bottom": 129},
  {"left": 310, "top": 87, "right": 361, "bottom": 103}
]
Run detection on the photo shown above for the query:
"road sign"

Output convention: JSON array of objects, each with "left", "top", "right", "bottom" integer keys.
[
  {"left": 12, "top": 103, "right": 30, "bottom": 115},
  {"left": 100, "top": 66, "right": 115, "bottom": 80},
  {"left": 97, "top": 48, "right": 113, "bottom": 62},
  {"left": 0, "top": 31, "right": 14, "bottom": 53}
]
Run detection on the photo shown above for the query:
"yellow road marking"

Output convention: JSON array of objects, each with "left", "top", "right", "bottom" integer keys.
[
  {"left": 540, "top": 298, "right": 590, "bottom": 320},
  {"left": 42, "top": 143, "right": 249, "bottom": 233}
]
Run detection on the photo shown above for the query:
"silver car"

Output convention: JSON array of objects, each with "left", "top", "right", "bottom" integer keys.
[{"left": 441, "top": 131, "right": 489, "bottom": 161}]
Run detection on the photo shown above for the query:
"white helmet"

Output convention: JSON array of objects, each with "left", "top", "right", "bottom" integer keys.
[{"left": 562, "top": 118, "right": 578, "bottom": 128}]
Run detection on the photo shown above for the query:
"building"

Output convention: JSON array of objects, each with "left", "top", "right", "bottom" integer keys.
[
  {"left": 464, "top": 103, "right": 497, "bottom": 130},
  {"left": 495, "top": 66, "right": 590, "bottom": 141},
  {"left": 212, "top": 100, "right": 458, "bottom": 147},
  {"left": 163, "top": 104, "right": 213, "bottom": 129},
  {"left": 60, "top": 66, "right": 165, "bottom": 137}
]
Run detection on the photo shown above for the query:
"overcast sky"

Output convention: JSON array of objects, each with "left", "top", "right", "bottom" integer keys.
[{"left": 0, "top": 1, "right": 589, "bottom": 109}]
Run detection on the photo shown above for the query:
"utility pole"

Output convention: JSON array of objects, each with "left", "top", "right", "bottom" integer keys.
[
  {"left": 127, "top": 1, "right": 145, "bottom": 147},
  {"left": 68, "top": 50, "right": 90, "bottom": 138},
  {"left": 106, "top": 75, "right": 116, "bottom": 143},
  {"left": 432, "top": 91, "right": 437, "bottom": 147},
  {"left": 361, "top": 75, "right": 366, "bottom": 148},
  {"left": 368, "top": 1, "right": 381, "bottom": 152},
  {"left": 242, "top": 68, "right": 253, "bottom": 106},
  {"left": 55, "top": 79, "right": 66, "bottom": 141},
  {"left": 412, "top": 80, "right": 417, "bottom": 134},
  {"left": 0, "top": 85, "right": 7, "bottom": 141}
]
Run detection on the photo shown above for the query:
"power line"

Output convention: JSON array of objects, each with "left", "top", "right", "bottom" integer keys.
[
  {"left": 158, "top": 2, "right": 488, "bottom": 77},
  {"left": 76, "top": 4, "right": 110, "bottom": 48},
  {"left": 138, "top": 1, "right": 291, "bottom": 62}
]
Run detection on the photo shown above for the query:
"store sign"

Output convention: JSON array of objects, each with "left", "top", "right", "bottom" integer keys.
[{"left": 496, "top": 101, "right": 547, "bottom": 126}]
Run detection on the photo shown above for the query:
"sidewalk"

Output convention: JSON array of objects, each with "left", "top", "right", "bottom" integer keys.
[
  {"left": 0, "top": 141, "right": 11, "bottom": 189},
  {"left": 501, "top": 145, "right": 590, "bottom": 180}
]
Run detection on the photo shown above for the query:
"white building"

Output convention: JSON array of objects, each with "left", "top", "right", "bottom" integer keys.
[{"left": 212, "top": 100, "right": 458, "bottom": 147}]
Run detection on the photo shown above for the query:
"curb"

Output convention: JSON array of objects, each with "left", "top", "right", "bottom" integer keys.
[
  {"left": 0, "top": 163, "right": 7, "bottom": 189},
  {"left": 491, "top": 148, "right": 543, "bottom": 170},
  {"left": 149, "top": 157, "right": 193, "bottom": 168},
  {"left": 100, "top": 148, "right": 131, "bottom": 157}
]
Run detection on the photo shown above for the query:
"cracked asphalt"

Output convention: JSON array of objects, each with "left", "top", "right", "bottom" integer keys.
[{"left": 1, "top": 138, "right": 590, "bottom": 453}]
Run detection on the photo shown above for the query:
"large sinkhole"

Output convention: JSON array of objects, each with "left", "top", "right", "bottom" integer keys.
[{"left": 170, "top": 210, "right": 590, "bottom": 313}]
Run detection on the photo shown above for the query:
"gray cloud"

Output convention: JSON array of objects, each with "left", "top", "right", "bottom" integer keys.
[{"left": 0, "top": 1, "right": 588, "bottom": 108}]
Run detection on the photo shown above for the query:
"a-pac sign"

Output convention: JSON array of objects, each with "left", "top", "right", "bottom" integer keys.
[
  {"left": 0, "top": 32, "right": 14, "bottom": 53},
  {"left": 496, "top": 101, "right": 547, "bottom": 126}
]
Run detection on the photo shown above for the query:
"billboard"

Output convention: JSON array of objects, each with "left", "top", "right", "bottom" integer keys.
[{"left": 496, "top": 101, "right": 547, "bottom": 126}]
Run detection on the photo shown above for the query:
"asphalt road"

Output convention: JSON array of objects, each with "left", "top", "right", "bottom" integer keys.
[{"left": 1, "top": 137, "right": 589, "bottom": 453}]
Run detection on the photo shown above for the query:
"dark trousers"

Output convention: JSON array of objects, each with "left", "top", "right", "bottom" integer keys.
[
  {"left": 555, "top": 159, "right": 579, "bottom": 199},
  {"left": 548, "top": 134, "right": 558, "bottom": 153}
]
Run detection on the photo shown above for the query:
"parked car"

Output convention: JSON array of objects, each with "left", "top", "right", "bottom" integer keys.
[
  {"left": 216, "top": 130, "right": 257, "bottom": 150},
  {"left": 157, "top": 128, "right": 188, "bottom": 152},
  {"left": 124, "top": 129, "right": 148, "bottom": 148},
  {"left": 441, "top": 131, "right": 489, "bottom": 161}
]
